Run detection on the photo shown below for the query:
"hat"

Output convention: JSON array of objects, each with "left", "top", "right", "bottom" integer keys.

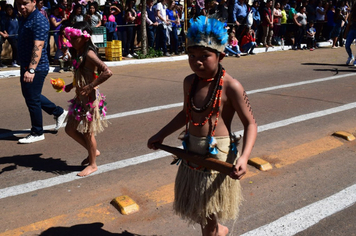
[
  {"left": 187, "top": 16, "right": 228, "bottom": 53},
  {"left": 108, "top": 15, "right": 115, "bottom": 22}
]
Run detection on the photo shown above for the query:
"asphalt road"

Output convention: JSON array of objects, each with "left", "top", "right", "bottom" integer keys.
[{"left": 0, "top": 46, "right": 356, "bottom": 236}]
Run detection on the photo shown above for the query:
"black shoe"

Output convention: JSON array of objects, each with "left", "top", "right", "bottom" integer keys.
[
  {"left": 249, "top": 52, "right": 256, "bottom": 55},
  {"left": 0, "top": 63, "right": 7, "bottom": 68}
]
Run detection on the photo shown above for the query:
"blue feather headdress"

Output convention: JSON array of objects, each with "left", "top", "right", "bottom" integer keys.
[{"left": 187, "top": 16, "right": 228, "bottom": 53}]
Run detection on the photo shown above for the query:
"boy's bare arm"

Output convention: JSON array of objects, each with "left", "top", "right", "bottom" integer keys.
[{"left": 226, "top": 76, "right": 257, "bottom": 179}]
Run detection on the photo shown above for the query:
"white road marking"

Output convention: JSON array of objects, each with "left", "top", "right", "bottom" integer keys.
[
  {"left": 1, "top": 70, "right": 356, "bottom": 235},
  {"left": 240, "top": 184, "right": 356, "bottom": 236},
  {"left": 1, "top": 73, "right": 355, "bottom": 139},
  {"left": 1, "top": 101, "right": 356, "bottom": 199},
  {"left": 0, "top": 56, "right": 188, "bottom": 79}
]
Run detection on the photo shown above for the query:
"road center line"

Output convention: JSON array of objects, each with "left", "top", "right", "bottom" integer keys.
[
  {"left": 1, "top": 73, "right": 354, "bottom": 139},
  {"left": 1, "top": 101, "right": 356, "bottom": 199},
  {"left": 240, "top": 184, "right": 356, "bottom": 236}
]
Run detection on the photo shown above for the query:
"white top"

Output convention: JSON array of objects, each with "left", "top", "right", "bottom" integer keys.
[
  {"left": 156, "top": 2, "right": 167, "bottom": 24},
  {"left": 296, "top": 12, "right": 307, "bottom": 25},
  {"left": 274, "top": 8, "right": 282, "bottom": 25},
  {"left": 316, "top": 6, "right": 325, "bottom": 21}
]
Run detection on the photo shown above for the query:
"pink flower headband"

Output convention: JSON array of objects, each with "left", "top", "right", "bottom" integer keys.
[{"left": 64, "top": 27, "right": 91, "bottom": 40}]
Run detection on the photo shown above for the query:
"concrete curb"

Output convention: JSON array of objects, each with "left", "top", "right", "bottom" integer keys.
[{"left": 0, "top": 41, "right": 333, "bottom": 79}]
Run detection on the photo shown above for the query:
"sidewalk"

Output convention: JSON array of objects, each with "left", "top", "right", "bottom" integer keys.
[{"left": 0, "top": 41, "right": 332, "bottom": 79}]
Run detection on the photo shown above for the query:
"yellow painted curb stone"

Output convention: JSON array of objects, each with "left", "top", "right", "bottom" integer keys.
[
  {"left": 248, "top": 157, "right": 273, "bottom": 171},
  {"left": 332, "top": 131, "right": 355, "bottom": 141},
  {"left": 111, "top": 195, "right": 139, "bottom": 215}
]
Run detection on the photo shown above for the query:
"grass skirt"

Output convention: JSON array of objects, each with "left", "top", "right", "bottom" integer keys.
[
  {"left": 173, "top": 135, "right": 243, "bottom": 226},
  {"left": 68, "top": 90, "right": 108, "bottom": 135}
]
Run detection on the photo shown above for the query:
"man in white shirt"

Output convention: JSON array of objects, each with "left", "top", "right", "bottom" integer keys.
[{"left": 155, "top": 0, "right": 170, "bottom": 56}]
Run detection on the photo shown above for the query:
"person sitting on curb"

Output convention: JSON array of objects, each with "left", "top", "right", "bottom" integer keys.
[
  {"left": 240, "top": 27, "right": 257, "bottom": 55},
  {"left": 224, "top": 32, "right": 241, "bottom": 57}
]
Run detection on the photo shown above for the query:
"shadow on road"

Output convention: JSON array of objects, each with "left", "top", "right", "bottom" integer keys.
[
  {"left": 301, "top": 62, "right": 349, "bottom": 67},
  {"left": 0, "top": 128, "right": 58, "bottom": 141},
  {"left": 301, "top": 62, "right": 356, "bottom": 74},
  {"left": 0, "top": 153, "right": 83, "bottom": 175},
  {"left": 38, "top": 222, "right": 157, "bottom": 236}
]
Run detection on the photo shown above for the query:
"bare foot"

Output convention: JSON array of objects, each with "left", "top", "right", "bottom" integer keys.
[
  {"left": 77, "top": 165, "right": 98, "bottom": 177},
  {"left": 81, "top": 150, "right": 100, "bottom": 166},
  {"left": 217, "top": 224, "right": 228, "bottom": 236}
]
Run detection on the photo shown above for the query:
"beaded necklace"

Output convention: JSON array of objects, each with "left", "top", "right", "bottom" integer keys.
[
  {"left": 189, "top": 64, "right": 223, "bottom": 113},
  {"left": 183, "top": 64, "right": 225, "bottom": 156}
]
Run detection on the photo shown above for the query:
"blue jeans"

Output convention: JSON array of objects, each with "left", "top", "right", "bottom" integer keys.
[
  {"left": 156, "top": 24, "right": 167, "bottom": 53},
  {"left": 169, "top": 26, "right": 179, "bottom": 54},
  {"left": 125, "top": 26, "right": 135, "bottom": 55},
  {"left": 294, "top": 25, "right": 306, "bottom": 49},
  {"left": 7, "top": 37, "right": 18, "bottom": 62},
  {"left": 53, "top": 31, "right": 59, "bottom": 49},
  {"left": 241, "top": 42, "right": 256, "bottom": 53},
  {"left": 20, "top": 69, "right": 63, "bottom": 135},
  {"left": 147, "top": 25, "right": 156, "bottom": 48},
  {"left": 345, "top": 29, "right": 356, "bottom": 58},
  {"left": 224, "top": 45, "right": 241, "bottom": 55}
]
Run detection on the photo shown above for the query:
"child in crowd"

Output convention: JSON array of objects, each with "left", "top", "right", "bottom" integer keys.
[
  {"left": 240, "top": 27, "right": 257, "bottom": 55},
  {"left": 58, "top": 26, "right": 72, "bottom": 72},
  {"left": 224, "top": 32, "right": 241, "bottom": 57},
  {"left": 58, "top": 45, "right": 71, "bottom": 72},
  {"left": 307, "top": 21, "right": 317, "bottom": 50},
  {"left": 105, "top": 15, "right": 118, "bottom": 41},
  {"left": 147, "top": 16, "right": 257, "bottom": 236},
  {"left": 64, "top": 22, "right": 113, "bottom": 177}
]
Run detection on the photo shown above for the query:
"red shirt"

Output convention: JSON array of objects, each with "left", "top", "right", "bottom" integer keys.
[
  {"left": 59, "top": 7, "right": 71, "bottom": 18},
  {"left": 240, "top": 34, "right": 255, "bottom": 47},
  {"left": 262, "top": 7, "right": 272, "bottom": 26}
]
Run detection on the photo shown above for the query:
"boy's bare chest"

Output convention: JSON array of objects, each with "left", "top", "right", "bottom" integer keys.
[
  {"left": 191, "top": 82, "right": 227, "bottom": 108},
  {"left": 192, "top": 86, "right": 211, "bottom": 108}
]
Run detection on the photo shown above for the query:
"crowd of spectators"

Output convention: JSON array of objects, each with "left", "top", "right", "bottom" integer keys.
[{"left": 0, "top": 0, "right": 353, "bottom": 68}]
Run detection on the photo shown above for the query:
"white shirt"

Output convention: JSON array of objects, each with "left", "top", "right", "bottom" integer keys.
[
  {"left": 156, "top": 2, "right": 167, "bottom": 24},
  {"left": 316, "top": 6, "right": 325, "bottom": 21}
]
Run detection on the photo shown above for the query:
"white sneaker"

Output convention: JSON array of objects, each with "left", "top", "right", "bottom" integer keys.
[
  {"left": 126, "top": 54, "right": 133, "bottom": 58},
  {"left": 12, "top": 62, "right": 20, "bottom": 67},
  {"left": 18, "top": 134, "right": 45, "bottom": 144},
  {"left": 133, "top": 52, "right": 138, "bottom": 57},
  {"left": 346, "top": 56, "right": 355, "bottom": 65},
  {"left": 55, "top": 110, "right": 68, "bottom": 130}
]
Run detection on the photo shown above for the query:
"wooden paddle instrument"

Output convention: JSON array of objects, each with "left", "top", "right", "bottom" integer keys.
[{"left": 155, "top": 143, "right": 234, "bottom": 175}]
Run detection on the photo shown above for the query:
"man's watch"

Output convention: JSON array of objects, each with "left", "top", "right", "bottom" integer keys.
[{"left": 27, "top": 68, "right": 35, "bottom": 74}]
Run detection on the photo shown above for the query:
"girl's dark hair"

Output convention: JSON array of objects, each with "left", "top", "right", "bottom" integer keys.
[
  {"left": 334, "top": 7, "right": 341, "bottom": 21},
  {"left": 5, "top": 4, "right": 16, "bottom": 18},
  {"left": 70, "top": 21, "right": 99, "bottom": 67},
  {"left": 51, "top": 4, "right": 60, "bottom": 14},
  {"left": 88, "top": 1, "right": 99, "bottom": 14},
  {"left": 69, "top": 4, "right": 83, "bottom": 22},
  {"left": 72, "top": 3, "right": 83, "bottom": 15},
  {"left": 103, "top": 4, "right": 111, "bottom": 19}
]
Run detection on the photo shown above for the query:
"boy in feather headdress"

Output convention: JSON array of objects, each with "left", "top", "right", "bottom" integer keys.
[{"left": 147, "top": 16, "right": 257, "bottom": 236}]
